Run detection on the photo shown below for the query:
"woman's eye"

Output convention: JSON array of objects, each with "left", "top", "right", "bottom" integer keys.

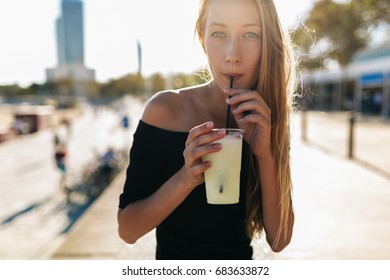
[
  {"left": 244, "top": 32, "right": 260, "bottom": 39},
  {"left": 210, "top": 31, "right": 226, "bottom": 38}
]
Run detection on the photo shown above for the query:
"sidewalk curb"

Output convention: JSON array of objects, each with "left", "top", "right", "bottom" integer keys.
[{"left": 49, "top": 170, "right": 128, "bottom": 259}]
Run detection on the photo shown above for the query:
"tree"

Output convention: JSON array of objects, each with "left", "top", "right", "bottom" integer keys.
[
  {"left": 354, "top": 0, "right": 390, "bottom": 24},
  {"left": 83, "top": 81, "right": 99, "bottom": 98},
  {"left": 149, "top": 73, "right": 166, "bottom": 93},
  {"left": 170, "top": 72, "right": 206, "bottom": 90},
  {"left": 0, "top": 84, "right": 26, "bottom": 97},
  {"left": 294, "top": 0, "right": 365, "bottom": 69},
  {"left": 294, "top": 0, "right": 390, "bottom": 70},
  {"left": 99, "top": 73, "right": 145, "bottom": 98}
]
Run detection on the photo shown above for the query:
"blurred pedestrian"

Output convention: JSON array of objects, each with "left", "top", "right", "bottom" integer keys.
[
  {"left": 54, "top": 142, "right": 68, "bottom": 195},
  {"left": 100, "top": 147, "right": 115, "bottom": 178},
  {"left": 118, "top": 0, "right": 296, "bottom": 260},
  {"left": 121, "top": 114, "right": 129, "bottom": 130},
  {"left": 62, "top": 117, "right": 72, "bottom": 138},
  {"left": 55, "top": 143, "right": 67, "bottom": 173},
  {"left": 53, "top": 133, "right": 60, "bottom": 147},
  {"left": 121, "top": 114, "right": 131, "bottom": 147}
]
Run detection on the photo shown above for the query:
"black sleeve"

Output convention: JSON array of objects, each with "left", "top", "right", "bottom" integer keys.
[{"left": 118, "top": 121, "right": 168, "bottom": 209}]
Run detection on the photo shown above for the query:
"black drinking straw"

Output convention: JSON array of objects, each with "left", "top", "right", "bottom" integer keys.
[
  {"left": 225, "top": 77, "right": 234, "bottom": 128},
  {"left": 219, "top": 77, "right": 234, "bottom": 194}
]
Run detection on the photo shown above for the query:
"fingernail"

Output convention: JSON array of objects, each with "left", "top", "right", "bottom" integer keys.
[
  {"left": 217, "top": 129, "right": 226, "bottom": 135},
  {"left": 213, "top": 143, "right": 222, "bottom": 149},
  {"left": 223, "top": 88, "right": 232, "bottom": 94},
  {"left": 206, "top": 121, "right": 213, "bottom": 128}
]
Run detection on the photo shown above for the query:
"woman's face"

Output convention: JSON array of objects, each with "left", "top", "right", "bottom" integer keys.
[{"left": 203, "top": 0, "right": 262, "bottom": 91}]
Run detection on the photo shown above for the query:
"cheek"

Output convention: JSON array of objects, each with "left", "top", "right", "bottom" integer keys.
[
  {"left": 205, "top": 44, "right": 223, "bottom": 67},
  {"left": 246, "top": 49, "right": 261, "bottom": 76},
  {"left": 250, "top": 57, "right": 261, "bottom": 75},
  {"left": 245, "top": 57, "right": 261, "bottom": 87},
  {"left": 246, "top": 46, "right": 261, "bottom": 67}
]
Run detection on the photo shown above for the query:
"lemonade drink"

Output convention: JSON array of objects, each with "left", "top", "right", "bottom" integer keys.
[{"left": 203, "top": 129, "right": 243, "bottom": 204}]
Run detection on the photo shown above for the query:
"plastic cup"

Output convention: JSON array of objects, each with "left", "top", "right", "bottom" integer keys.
[{"left": 203, "top": 128, "right": 244, "bottom": 204}]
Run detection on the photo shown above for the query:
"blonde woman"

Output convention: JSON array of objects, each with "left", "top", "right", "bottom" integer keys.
[{"left": 118, "top": 0, "right": 295, "bottom": 260}]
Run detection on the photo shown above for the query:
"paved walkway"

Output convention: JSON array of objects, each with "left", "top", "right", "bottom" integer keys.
[
  {"left": 0, "top": 96, "right": 143, "bottom": 259},
  {"left": 49, "top": 112, "right": 390, "bottom": 260}
]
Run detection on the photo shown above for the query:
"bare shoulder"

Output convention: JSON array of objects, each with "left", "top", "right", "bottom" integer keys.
[
  {"left": 141, "top": 90, "right": 178, "bottom": 130},
  {"left": 141, "top": 84, "right": 208, "bottom": 131}
]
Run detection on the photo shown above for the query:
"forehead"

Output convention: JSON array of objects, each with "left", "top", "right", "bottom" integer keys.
[{"left": 205, "top": 0, "right": 260, "bottom": 26}]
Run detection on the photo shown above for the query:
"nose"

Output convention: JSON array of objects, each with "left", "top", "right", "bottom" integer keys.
[{"left": 225, "top": 39, "right": 241, "bottom": 64}]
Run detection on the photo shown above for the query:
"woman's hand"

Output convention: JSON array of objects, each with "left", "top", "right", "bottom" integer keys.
[
  {"left": 225, "top": 88, "right": 272, "bottom": 158},
  {"left": 181, "top": 121, "right": 226, "bottom": 189}
]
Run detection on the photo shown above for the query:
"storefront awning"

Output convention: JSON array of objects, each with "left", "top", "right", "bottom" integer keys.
[{"left": 360, "top": 73, "right": 383, "bottom": 87}]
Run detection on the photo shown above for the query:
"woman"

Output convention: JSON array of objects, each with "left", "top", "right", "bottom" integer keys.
[{"left": 118, "top": 0, "right": 295, "bottom": 260}]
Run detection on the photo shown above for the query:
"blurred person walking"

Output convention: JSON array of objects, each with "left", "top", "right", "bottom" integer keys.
[{"left": 54, "top": 141, "right": 69, "bottom": 199}]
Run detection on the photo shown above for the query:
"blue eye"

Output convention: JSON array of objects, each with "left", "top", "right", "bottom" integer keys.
[{"left": 211, "top": 31, "right": 226, "bottom": 38}]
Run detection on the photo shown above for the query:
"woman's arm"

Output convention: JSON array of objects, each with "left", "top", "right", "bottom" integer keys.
[
  {"left": 117, "top": 166, "right": 194, "bottom": 244},
  {"left": 256, "top": 152, "right": 294, "bottom": 252}
]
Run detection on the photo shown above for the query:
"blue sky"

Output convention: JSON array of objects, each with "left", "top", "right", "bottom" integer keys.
[{"left": 0, "top": 0, "right": 313, "bottom": 87}]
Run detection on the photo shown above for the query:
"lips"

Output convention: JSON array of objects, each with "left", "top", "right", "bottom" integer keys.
[{"left": 223, "top": 74, "right": 243, "bottom": 82}]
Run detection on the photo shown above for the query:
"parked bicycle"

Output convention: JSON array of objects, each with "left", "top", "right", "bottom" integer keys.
[{"left": 60, "top": 148, "right": 128, "bottom": 204}]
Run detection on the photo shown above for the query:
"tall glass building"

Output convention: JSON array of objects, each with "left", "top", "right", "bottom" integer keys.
[
  {"left": 56, "top": 0, "right": 84, "bottom": 65},
  {"left": 46, "top": 0, "right": 94, "bottom": 84}
]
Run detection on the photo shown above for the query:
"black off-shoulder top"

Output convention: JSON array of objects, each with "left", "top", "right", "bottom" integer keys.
[{"left": 119, "top": 120, "right": 252, "bottom": 260}]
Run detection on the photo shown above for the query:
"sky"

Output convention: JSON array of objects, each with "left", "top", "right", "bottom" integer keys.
[{"left": 0, "top": 0, "right": 314, "bottom": 87}]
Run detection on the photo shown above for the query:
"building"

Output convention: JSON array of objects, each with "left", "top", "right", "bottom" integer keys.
[
  {"left": 301, "top": 44, "right": 390, "bottom": 117},
  {"left": 57, "top": 0, "right": 84, "bottom": 65},
  {"left": 46, "top": 0, "right": 95, "bottom": 91}
]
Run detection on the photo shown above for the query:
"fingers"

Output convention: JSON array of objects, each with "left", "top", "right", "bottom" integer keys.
[
  {"left": 225, "top": 88, "right": 271, "bottom": 122},
  {"left": 186, "top": 122, "right": 226, "bottom": 149},
  {"left": 186, "top": 160, "right": 212, "bottom": 180},
  {"left": 225, "top": 89, "right": 270, "bottom": 109},
  {"left": 184, "top": 141, "right": 222, "bottom": 167},
  {"left": 183, "top": 122, "right": 226, "bottom": 183},
  {"left": 237, "top": 112, "right": 271, "bottom": 130},
  {"left": 185, "top": 121, "right": 214, "bottom": 147},
  {"left": 224, "top": 88, "right": 273, "bottom": 157}
]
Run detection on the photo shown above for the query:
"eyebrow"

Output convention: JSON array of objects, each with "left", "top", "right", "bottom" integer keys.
[
  {"left": 208, "top": 22, "right": 261, "bottom": 28},
  {"left": 208, "top": 22, "right": 227, "bottom": 27}
]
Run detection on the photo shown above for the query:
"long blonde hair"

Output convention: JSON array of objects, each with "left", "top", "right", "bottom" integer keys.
[{"left": 196, "top": 0, "right": 296, "bottom": 247}]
